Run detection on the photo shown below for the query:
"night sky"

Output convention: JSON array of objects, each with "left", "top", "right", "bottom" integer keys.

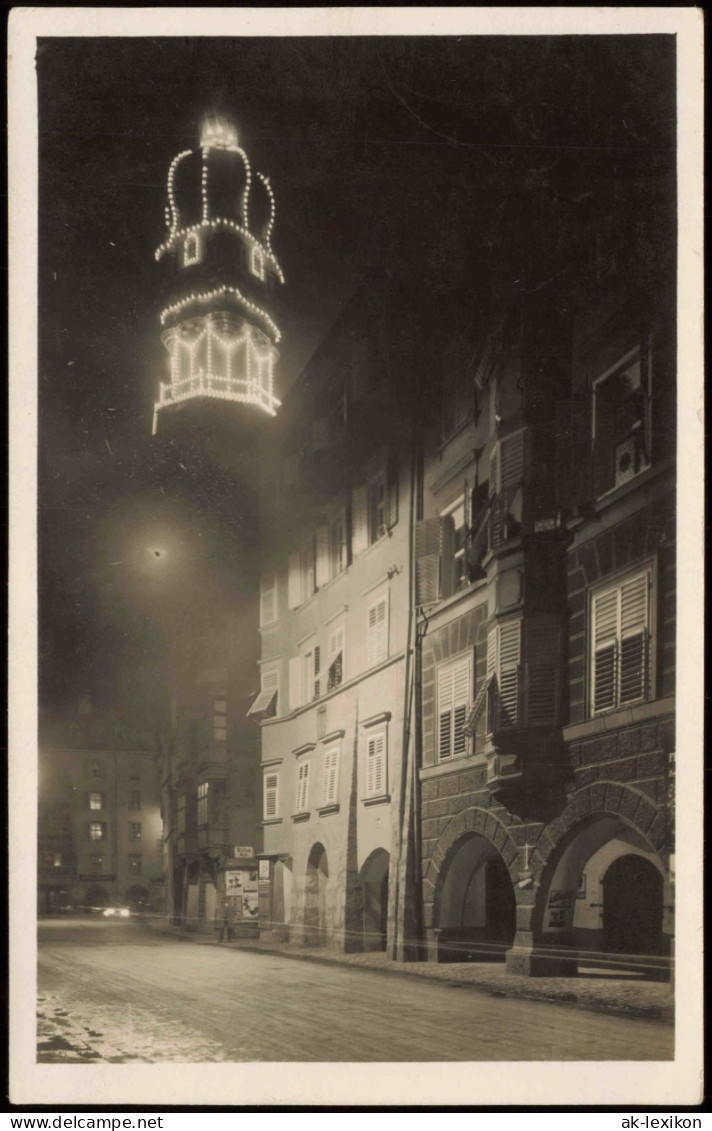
[{"left": 37, "top": 35, "right": 676, "bottom": 732}]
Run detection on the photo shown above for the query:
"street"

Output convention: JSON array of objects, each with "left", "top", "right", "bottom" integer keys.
[{"left": 38, "top": 917, "right": 673, "bottom": 1063}]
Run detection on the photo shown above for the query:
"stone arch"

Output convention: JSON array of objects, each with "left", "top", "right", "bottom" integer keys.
[
  {"left": 359, "top": 848, "right": 390, "bottom": 952},
  {"left": 304, "top": 842, "right": 329, "bottom": 946},
  {"left": 423, "top": 806, "right": 520, "bottom": 931}
]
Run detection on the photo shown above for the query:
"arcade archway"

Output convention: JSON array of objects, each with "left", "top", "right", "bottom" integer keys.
[
  {"left": 360, "top": 849, "right": 389, "bottom": 952},
  {"left": 304, "top": 843, "right": 329, "bottom": 946},
  {"left": 435, "top": 834, "right": 516, "bottom": 962}
]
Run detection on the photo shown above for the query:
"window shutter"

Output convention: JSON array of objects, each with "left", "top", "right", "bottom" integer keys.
[
  {"left": 351, "top": 485, "right": 369, "bottom": 556},
  {"left": 297, "top": 762, "right": 309, "bottom": 812},
  {"left": 497, "top": 619, "right": 521, "bottom": 727},
  {"left": 489, "top": 446, "right": 499, "bottom": 497},
  {"left": 525, "top": 621, "right": 559, "bottom": 725},
  {"left": 288, "top": 552, "right": 302, "bottom": 609},
  {"left": 264, "top": 773, "right": 278, "bottom": 819},
  {"left": 302, "top": 545, "right": 315, "bottom": 601},
  {"left": 500, "top": 431, "right": 525, "bottom": 491},
  {"left": 367, "top": 597, "right": 388, "bottom": 667},
  {"left": 619, "top": 574, "right": 649, "bottom": 704},
  {"left": 487, "top": 626, "right": 497, "bottom": 677},
  {"left": 367, "top": 734, "right": 385, "bottom": 796},
  {"left": 259, "top": 572, "right": 277, "bottom": 626},
  {"left": 438, "top": 666, "right": 454, "bottom": 760},
  {"left": 452, "top": 660, "right": 471, "bottom": 756},
  {"left": 415, "top": 518, "right": 442, "bottom": 605},
  {"left": 289, "top": 656, "right": 303, "bottom": 711},
  {"left": 592, "top": 588, "right": 618, "bottom": 713},
  {"left": 439, "top": 513, "right": 456, "bottom": 600},
  {"left": 315, "top": 523, "right": 330, "bottom": 587},
  {"left": 323, "top": 747, "right": 339, "bottom": 805},
  {"left": 387, "top": 455, "right": 399, "bottom": 528},
  {"left": 313, "top": 646, "right": 321, "bottom": 700}
]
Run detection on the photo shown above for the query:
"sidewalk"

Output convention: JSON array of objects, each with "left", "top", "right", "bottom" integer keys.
[{"left": 143, "top": 918, "right": 673, "bottom": 1025}]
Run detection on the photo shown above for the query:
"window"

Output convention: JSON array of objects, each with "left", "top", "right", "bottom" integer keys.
[
  {"left": 370, "top": 473, "right": 387, "bottom": 543},
  {"left": 591, "top": 570, "right": 651, "bottom": 714},
  {"left": 288, "top": 546, "right": 316, "bottom": 609},
  {"left": 366, "top": 732, "right": 387, "bottom": 797},
  {"left": 89, "top": 823, "right": 106, "bottom": 841},
  {"left": 351, "top": 455, "right": 398, "bottom": 556},
  {"left": 89, "top": 792, "right": 104, "bottom": 811},
  {"left": 213, "top": 698, "right": 227, "bottom": 742},
  {"left": 295, "top": 761, "right": 310, "bottom": 813},
  {"left": 441, "top": 492, "right": 470, "bottom": 594},
  {"left": 489, "top": 432, "right": 525, "bottom": 549},
  {"left": 128, "top": 854, "right": 142, "bottom": 875},
  {"left": 593, "top": 346, "right": 650, "bottom": 497},
  {"left": 437, "top": 655, "right": 473, "bottom": 760},
  {"left": 289, "top": 641, "right": 321, "bottom": 710},
  {"left": 366, "top": 595, "right": 389, "bottom": 667},
  {"left": 264, "top": 772, "right": 279, "bottom": 819},
  {"left": 248, "top": 667, "right": 280, "bottom": 718},
  {"left": 327, "top": 623, "right": 345, "bottom": 692},
  {"left": 487, "top": 619, "right": 521, "bottom": 729},
  {"left": 53, "top": 852, "right": 62, "bottom": 868},
  {"left": 177, "top": 796, "right": 186, "bottom": 835},
  {"left": 129, "top": 790, "right": 141, "bottom": 811},
  {"left": 197, "top": 782, "right": 209, "bottom": 826},
  {"left": 129, "top": 822, "right": 142, "bottom": 841},
  {"left": 317, "top": 707, "right": 327, "bottom": 738},
  {"left": 259, "top": 572, "right": 277, "bottom": 626},
  {"left": 442, "top": 372, "right": 472, "bottom": 441},
  {"left": 330, "top": 509, "right": 348, "bottom": 577},
  {"left": 90, "top": 760, "right": 105, "bottom": 778},
  {"left": 183, "top": 231, "right": 201, "bottom": 267},
  {"left": 322, "top": 746, "right": 340, "bottom": 806},
  {"left": 89, "top": 855, "right": 103, "bottom": 872},
  {"left": 251, "top": 245, "right": 265, "bottom": 280}
]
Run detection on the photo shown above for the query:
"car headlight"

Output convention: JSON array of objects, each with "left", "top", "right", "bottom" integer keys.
[
  {"left": 103, "top": 908, "right": 115, "bottom": 917},
  {"left": 119, "top": 908, "right": 130, "bottom": 918}
]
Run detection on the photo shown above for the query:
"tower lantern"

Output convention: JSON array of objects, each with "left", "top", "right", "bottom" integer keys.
[{"left": 152, "top": 116, "right": 283, "bottom": 434}]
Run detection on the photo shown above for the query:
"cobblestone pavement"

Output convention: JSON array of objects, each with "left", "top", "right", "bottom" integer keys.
[{"left": 146, "top": 919, "right": 673, "bottom": 1024}]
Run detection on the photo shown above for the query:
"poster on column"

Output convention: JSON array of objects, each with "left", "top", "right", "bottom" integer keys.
[{"left": 225, "top": 868, "right": 259, "bottom": 920}]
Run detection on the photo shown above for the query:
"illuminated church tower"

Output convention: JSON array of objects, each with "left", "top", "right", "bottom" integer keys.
[{"left": 152, "top": 115, "right": 283, "bottom": 434}]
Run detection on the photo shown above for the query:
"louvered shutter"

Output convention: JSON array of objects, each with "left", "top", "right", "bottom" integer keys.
[
  {"left": 415, "top": 518, "right": 442, "bottom": 605},
  {"left": 452, "top": 660, "right": 471, "bottom": 756},
  {"left": 288, "top": 553, "right": 302, "bottom": 609},
  {"left": 387, "top": 455, "right": 399, "bottom": 528},
  {"left": 296, "top": 762, "right": 309, "bottom": 812},
  {"left": 487, "top": 626, "right": 497, "bottom": 677},
  {"left": 592, "top": 588, "right": 618, "bottom": 713},
  {"left": 498, "top": 619, "right": 521, "bottom": 727},
  {"left": 439, "top": 513, "right": 456, "bottom": 599},
  {"left": 619, "top": 573, "right": 649, "bottom": 704},
  {"left": 367, "top": 597, "right": 388, "bottom": 666},
  {"left": 327, "top": 624, "right": 344, "bottom": 690},
  {"left": 489, "top": 447, "right": 499, "bottom": 497},
  {"left": 351, "top": 485, "right": 369, "bottom": 556},
  {"left": 323, "top": 747, "right": 339, "bottom": 804},
  {"left": 289, "top": 656, "right": 303, "bottom": 711},
  {"left": 500, "top": 431, "right": 525, "bottom": 491},
  {"left": 438, "top": 665, "right": 454, "bottom": 760},
  {"left": 315, "top": 523, "right": 330, "bottom": 587},
  {"left": 264, "top": 773, "right": 278, "bottom": 819},
  {"left": 367, "top": 734, "right": 386, "bottom": 796},
  {"left": 313, "top": 646, "right": 321, "bottom": 700},
  {"left": 259, "top": 573, "right": 277, "bottom": 626},
  {"left": 525, "top": 620, "right": 559, "bottom": 725}
]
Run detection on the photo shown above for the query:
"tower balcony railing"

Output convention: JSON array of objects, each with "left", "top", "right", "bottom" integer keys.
[{"left": 156, "top": 375, "right": 279, "bottom": 415}]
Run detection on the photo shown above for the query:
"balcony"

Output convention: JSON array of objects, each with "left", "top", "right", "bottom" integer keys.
[
  {"left": 175, "top": 832, "right": 198, "bottom": 857},
  {"left": 197, "top": 824, "right": 227, "bottom": 853}
]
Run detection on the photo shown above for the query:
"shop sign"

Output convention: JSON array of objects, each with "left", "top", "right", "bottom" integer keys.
[{"left": 234, "top": 845, "right": 254, "bottom": 858}]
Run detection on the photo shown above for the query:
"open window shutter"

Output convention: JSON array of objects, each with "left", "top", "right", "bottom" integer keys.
[
  {"left": 500, "top": 431, "right": 525, "bottom": 492},
  {"left": 351, "top": 485, "right": 369, "bottom": 556},
  {"left": 415, "top": 518, "right": 442, "bottom": 605},
  {"left": 452, "top": 659, "right": 471, "bottom": 756},
  {"left": 439, "top": 514, "right": 456, "bottom": 599},
  {"left": 387, "top": 454, "right": 399, "bottom": 528},
  {"left": 619, "top": 573, "right": 649, "bottom": 703},
  {"left": 498, "top": 619, "right": 521, "bottom": 727},
  {"left": 487, "top": 626, "right": 497, "bottom": 677},
  {"left": 289, "top": 656, "right": 303, "bottom": 711},
  {"left": 288, "top": 553, "right": 301, "bottom": 609},
  {"left": 489, "top": 446, "right": 499, "bottom": 497},
  {"left": 313, "top": 645, "right": 321, "bottom": 700},
  {"left": 592, "top": 588, "right": 618, "bottom": 712},
  {"left": 259, "top": 573, "right": 276, "bottom": 626},
  {"left": 315, "top": 523, "right": 330, "bottom": 587},
  {"left": 438, "top": 666, "right": 454, "bottom": 759}
]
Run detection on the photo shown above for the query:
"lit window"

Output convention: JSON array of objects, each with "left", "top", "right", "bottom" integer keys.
[
  {"left": 366, "top": 595, "right": 389, "bottom": 667},
  {"left": 366, "top": 731, "right": 387, "bottom": 798},
  {"left": 251, "top": 245, "right": 265, "bottom": 280},
  {"left": 129, "top": 822, "right": 142, "bottom": 841},
  {"left": 295, "top": 761, "right": 310, "bottom": 813},
  {"left": 264, "top": 772, "right": 279, "bottom": 820},
  {"left": 89, "top": 792, "right": 104, "bottom": 811},
  {"left": 197, "top": 782, "right": 209, "bottom": 826},
  {"left": 593, "top": 346, "right": 650, "bottom": 497},
  {"left": 322, "top": 746, "right": 340, "bottom": 806},
  {"left": 129, "top": 790, "right": 141, "bottom": 811},
  {"left": 89, "top": 823, "right": 106, "bottom": 841},
  {"left": 437, "top": 654, "right": 472, "bottom": 760},
  {"left": 53, "top": 852, "right": 62, "bottom": 868},
  {"left": 591, "top": 570, "right": 651, "bottom": 715},
  {"left": 183, "top": 232, "right": 201, "bottom": 267},
  {"left": 128, "top": 854, "right": 142, "bottom": 875},
  {"left": 327, "top": 623, "right": 345, "bottom": 692}
]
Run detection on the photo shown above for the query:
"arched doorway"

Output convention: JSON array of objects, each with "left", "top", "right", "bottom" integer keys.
[
  {"left": 360, "top": 849, "right": 389, "bottom": 952},
  {"left": 436, "top": 834, "right": 515, "bottom": 962},
  {"left": 125, "top": 885, "right": 150, "bottom": 913},
  {"left": 304, "top": 843, "right": 329, "bottom": 946},
  {"left": 603, "top": 855, "right": 663, "bottom": 955},
  {"left": 84, "top": 885, "right": 109, "bottom": 908},
  {"left": 272, "top": 858, "right": 293, "bottom": 937}
]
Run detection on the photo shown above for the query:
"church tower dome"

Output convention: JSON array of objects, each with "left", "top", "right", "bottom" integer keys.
[{"left": 152, "top": 116, "right": 283, "bottom": 433}]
